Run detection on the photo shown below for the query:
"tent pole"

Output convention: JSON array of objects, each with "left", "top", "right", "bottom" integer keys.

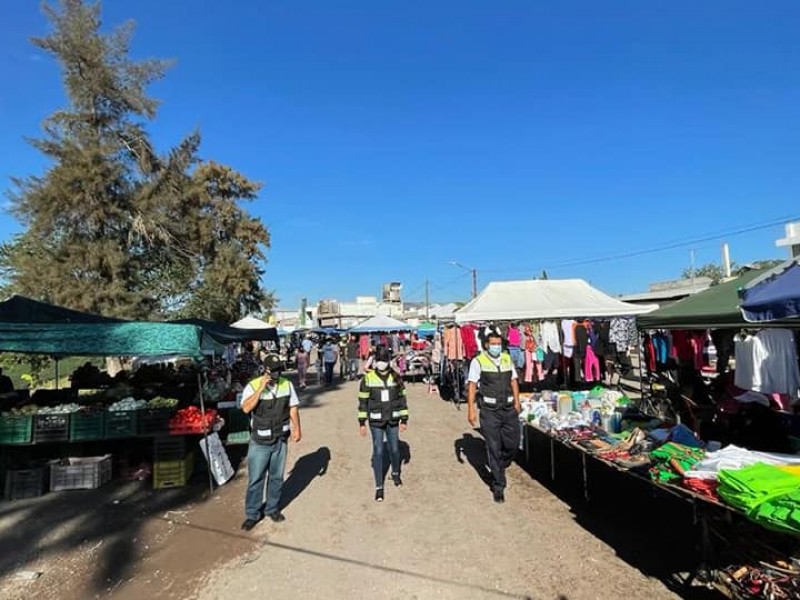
[
  {"left": 198, "top": 372, "right": 214, "bottom": 496},
  {"left": 637, "top": 330, "right": 644, "bottom": 403}
]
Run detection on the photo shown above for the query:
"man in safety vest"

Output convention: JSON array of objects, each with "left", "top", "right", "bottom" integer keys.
[
  {"left": 240, "top": 353, "right": 302, "bottom": 530},
  {"left": 358, "top": 347, "right": 409, "bottom": 502},
  {"left": 466, "top": 331, "right": 521, "bottom": 503}
]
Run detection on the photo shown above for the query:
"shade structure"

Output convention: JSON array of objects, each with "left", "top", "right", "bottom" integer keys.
[
  {"left": 0, "top": 295, "right": 204, "bottom": 357},
  {"left": 348, "top": 315, "right": 414, "bottom": 333},
  {"left": 454, "top": 279, "right": 656, "bottom": 323},
  {"left": 740, "top": 259, "right": 800, "bottom": 323},
  {"left": 636, "top": 268, "right": 797, "bottom": 330},
  {"left": 230, "top": 316, "right": 279, "bottom": 342}
]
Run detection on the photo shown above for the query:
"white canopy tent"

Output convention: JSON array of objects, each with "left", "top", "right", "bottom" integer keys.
[
  {"left": 349, "top": 315, "right": 415, "bottom": 333},
  {"left": 454, "top": 279, "right": 657, "bottom": 323},
  {"left": 231, "top": 316, "right": 273, "bottom": 330}
]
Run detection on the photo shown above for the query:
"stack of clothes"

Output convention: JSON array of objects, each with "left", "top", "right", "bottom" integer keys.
[{"left": 719, "top": 463, "right": 800, "bottom": 535}]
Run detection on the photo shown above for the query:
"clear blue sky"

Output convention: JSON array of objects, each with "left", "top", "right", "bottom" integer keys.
[{"left": 2, "top": 1, "right": 800, "bottom": 309}]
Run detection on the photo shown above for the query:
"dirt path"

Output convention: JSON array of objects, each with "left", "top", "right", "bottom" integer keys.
[
  {"left": 192, "top": 380, "right": 679, "bottom": 600},
  {"left": 1, "top": 377, "right": 682, "bottom": 600}
]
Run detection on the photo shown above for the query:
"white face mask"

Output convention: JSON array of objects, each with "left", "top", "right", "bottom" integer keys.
[{"left": 375, "top": 361, "right": 389, "bottom": 371}]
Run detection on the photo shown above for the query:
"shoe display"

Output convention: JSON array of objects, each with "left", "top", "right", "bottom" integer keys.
[
  {"left": 375, "top": 488, "right": 384, "bottom": 502},
  {"left": 241, "top": 518, "right": 258, "bottom": 531},
  {"left": 392, "top": 474, "right": 403, "bottom": 487},
  {"left": 267, "top": 512, "right": 286, "bottom": 523},
  {"left": 493, "top": 489, "right": 505, "bottom": 504}
]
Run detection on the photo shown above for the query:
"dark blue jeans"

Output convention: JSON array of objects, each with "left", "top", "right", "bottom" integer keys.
[
  {"left": 245, "top": 438, "right": 288, "bottom": 520},
  {"left": 370, "top": 424, "right": 401, "bottom": 488}
]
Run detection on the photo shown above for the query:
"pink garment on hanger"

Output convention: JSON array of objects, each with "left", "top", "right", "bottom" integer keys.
[
  {"left": 507, "top": 325, "right": 521, "bottom": 347},
  {"left": 524, "top": 349, "right": 534, "bottom": 383},
  {"left": 444, "top": 326, "right": 464, "bottom": 360},
  {"left": 584, "top": 346, "right": 601, "bottom": 382}
]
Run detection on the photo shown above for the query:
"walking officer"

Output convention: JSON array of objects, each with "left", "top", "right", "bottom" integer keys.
[
  {"left": 357, "top": 347, "right": 409, "bottom": 502},
  {"left": 240, "top": 353, "right": 302, "bottom": 530},
  {"left": 466, "top": 331, "right": 521, "bottom": 503}
]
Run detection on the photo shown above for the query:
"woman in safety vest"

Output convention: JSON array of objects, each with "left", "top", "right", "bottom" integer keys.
[{"left": 357, "top": 347, "right": 409, "bottom": 502}]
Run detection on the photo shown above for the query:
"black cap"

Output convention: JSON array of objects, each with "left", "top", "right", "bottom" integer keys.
[
  {"left": 375, "top": 347, "right": 392, "bottom": 362},
  {"left": 263, "top": 353, "right": 283, "bottom": 373}
]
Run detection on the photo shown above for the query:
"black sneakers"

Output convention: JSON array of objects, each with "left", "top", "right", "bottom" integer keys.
[
  {"left": 392, "top": 474, "right": 403, "bottom": 487},
  {"left": 241, "top": 518, "right": 258, "bottom": 531},
  {"left": 268, "top": 512, "right": 286, "bottom": 523},
  {"left": 493, "top": 489, "right": 505, "bottom": 504},
  {"left": 375, "top": 488, "right": 384, "bottom": 502}
]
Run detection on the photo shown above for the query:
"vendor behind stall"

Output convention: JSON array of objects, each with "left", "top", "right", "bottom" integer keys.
[{"left": 0, "top": 367, "right": 13, "bottom": 394}]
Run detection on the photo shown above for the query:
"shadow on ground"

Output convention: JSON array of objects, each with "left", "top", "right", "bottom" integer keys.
[
  {"left": 516, "top": 426, "right": 726, "bottom": 599},
  {"left": 280, "top": 446, "right": 331, "bottom": 511}
]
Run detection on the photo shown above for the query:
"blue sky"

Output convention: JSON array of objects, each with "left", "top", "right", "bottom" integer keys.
[{"left": 2, "top": 1, "right": 800, "bottom": 309}]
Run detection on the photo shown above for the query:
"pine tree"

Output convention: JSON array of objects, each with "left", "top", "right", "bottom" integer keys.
[{"left": 1, "top": 0, "right": 270, "bottom": 322}]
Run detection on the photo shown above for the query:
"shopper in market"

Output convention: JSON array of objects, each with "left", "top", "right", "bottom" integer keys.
[
  {"left": 295, "top": 345, "right": 309, "bottom": 389},
  {"left": 240, "top": 353, "right": 302, "bottom": 530},
  {"left": 322, "top": 337, "right": 339, "bottom": 386},
  {"left": 466, "top": 330, "right": 521, "bottom": 504},
  {"left": 357, "top": 347, "right": 409, "bottom": 502}
]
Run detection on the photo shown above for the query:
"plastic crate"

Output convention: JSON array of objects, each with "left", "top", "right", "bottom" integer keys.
[
  {"left": 33, "top": 414, "right": 70, "bottom": 443},
  {"left": 69, "top": 410, "right": 106, "bottom": 441},
  {"left": 153, "top": 436, "right": 187, "bottom": 460},
  {"left": 226, "top": 431, "right": 250, "bottom": 445},
  {"left": 0, "top": 414, "right": 33, "bottom": 445},
  {"left": 50, "top": 455, "right": 112, "bottom": 491},
  {"left": 153, "top": 453, "right": 194, "bottom": 490},
  {"left": 137, "top": 408, "right": 174, "bottom": 437},
  {"left": 104, "top": 410, "right": 138, "bottom": 439},
  {"left": 4, "top": 466, "right": 48, "bottom": 500}
]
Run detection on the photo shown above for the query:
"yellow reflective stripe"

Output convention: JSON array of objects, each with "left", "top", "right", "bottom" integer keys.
[
  {"left": 357, "top": 411, "right": 368, "bottom": 418},
  {"left": 358, "top": 392, "right": 370, "bottom": 398},
  {"left": 398, "top": 409, "right": 409, "bottom": 416}
]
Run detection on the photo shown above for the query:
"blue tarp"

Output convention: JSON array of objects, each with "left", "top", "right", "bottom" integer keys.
[{"left": 741, "top": 260, "right": 800, "bottom": 322}]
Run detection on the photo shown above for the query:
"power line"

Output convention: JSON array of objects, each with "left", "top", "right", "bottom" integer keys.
[{"left": 481, "top": 213, "right": 800, "bottom": 275}]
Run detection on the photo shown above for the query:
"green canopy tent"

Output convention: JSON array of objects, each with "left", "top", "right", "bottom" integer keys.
[{"left": 635, "top": 269, "right": 788, "bottom": 330}]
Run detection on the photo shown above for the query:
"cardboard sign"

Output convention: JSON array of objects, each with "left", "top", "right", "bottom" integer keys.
[{"left": 199, "top": 432, "right": 235, "bottom": 486}]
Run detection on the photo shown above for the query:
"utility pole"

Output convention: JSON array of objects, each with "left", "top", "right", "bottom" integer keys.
[
  {"left": 471, "top": 269, "right": 477, "bottom": 299},
  {"left": 689, "top": 249, "right": 696, "bottom": 290},
  {"left": 425, "top": 280, "right": 430, "bottom": 320}
]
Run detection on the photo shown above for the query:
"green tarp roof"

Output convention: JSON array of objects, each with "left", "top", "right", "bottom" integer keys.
[
  {"left": 0, "top": 295, "right": 203, "bottom": 357},
  {"left": 0, "top": 322, "right": 204, "bottom": 357},
  {"left": 636, "top": 269, "right": 797, "bottom": 330}
]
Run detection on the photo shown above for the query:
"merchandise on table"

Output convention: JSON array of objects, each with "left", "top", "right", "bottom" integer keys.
[
  {"left": 168, "top": 406, "right": 218, "bottom": 435},
  {"left": 718, "top": 463, "right": 800, "bottom": 514}
]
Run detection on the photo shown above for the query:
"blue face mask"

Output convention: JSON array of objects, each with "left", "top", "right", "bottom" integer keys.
[{"left": 487, "top": 344, "right": 502, "bottom": 357}]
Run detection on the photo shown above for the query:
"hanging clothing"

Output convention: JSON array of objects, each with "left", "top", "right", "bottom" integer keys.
[
  {"left": 561, "top": 319, "right": 576, "bottom": 358},
  {"left": 460, "top": 324, "right": 479, "bottom": 359},
  {"left": 573, "top": 320, "right": 590, "bottom": 358},
  {"left": 360, "top": 335, "right": 371, "bottom": 359},
  {"left": 584, "top": 346, "right": 601, "bottom": 382},
  {"left": 443, "top": 326, "right": 465, "bottom": 360},
  {"left": 506, "top": 325, "right": 521, "bottom": 348},
  {"left": 540, "top": 321, "right": 562, "bottom": 354},
  {"left": 610, "top": 317, "right": 637, "bottom": 350},
  {"left": 524, "top": 349, "right": 534, "bottom": 383},
  {"left": 710, "top": 329, "right": 735, "bottom": 374},
  {"left": 734, "top": 329, "right": 800, "bottom": 397}
]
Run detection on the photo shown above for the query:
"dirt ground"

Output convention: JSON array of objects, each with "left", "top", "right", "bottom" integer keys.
[{"left": 1, "top": 376, "right": 693, "bottom": 600}]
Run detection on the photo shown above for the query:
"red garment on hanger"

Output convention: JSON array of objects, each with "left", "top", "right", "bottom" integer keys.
[{"left": 461, "top": 324, "right": 479, "bottom": 358}]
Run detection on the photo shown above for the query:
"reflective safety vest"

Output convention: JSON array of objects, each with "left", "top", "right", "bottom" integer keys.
[
  {"left": 476, "top": 352, "right": 514, "bottom": 410},
  {"left": 248, "top": 376, "right": 292, "bottom": 444},
  {"left": 358, "top": 371, "right": 408, "bottom": 425}
]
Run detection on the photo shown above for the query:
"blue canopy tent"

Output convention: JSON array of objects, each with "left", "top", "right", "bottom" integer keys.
[
  {"left": 417, "top": 321, "right": 437, "bottom": 337},
  {"left": 740, "top": 259, "right": 800, "bottom": 323}
]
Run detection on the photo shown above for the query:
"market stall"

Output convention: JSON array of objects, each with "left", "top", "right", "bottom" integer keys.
[
  {"left": 740, "top": 258, "right": 800, "bottom": 323},
  {"left": 0, "top": 296, "right": 235, "bottom": 499}
]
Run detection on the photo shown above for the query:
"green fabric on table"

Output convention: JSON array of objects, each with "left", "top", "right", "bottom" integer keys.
[
  {"left": 750, "top": 490, "right": 800, "bottom": 535},
  {"left": 648, "top": 442, "right": 706, "bottom": 483},
  {"left": 718, "top": 463, "right": 800, "bottom": 513}
]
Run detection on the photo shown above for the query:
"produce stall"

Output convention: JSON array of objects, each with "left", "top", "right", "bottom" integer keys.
[{"left": 0, "top": 295, "right": 233, "bottom": 499}]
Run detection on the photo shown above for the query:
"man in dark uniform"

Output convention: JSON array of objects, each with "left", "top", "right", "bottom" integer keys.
[
  {"left": 240, "top": 354, "right": 302, "bottom": 530},
  {"left": 466, "top": 331, "right": 521, "bottom": 503}
]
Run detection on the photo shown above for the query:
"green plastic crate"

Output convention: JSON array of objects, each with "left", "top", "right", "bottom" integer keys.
[
  {"left": 69, "top": 410, "right": 106, "bottom": 441},
  {"left": 0, "top": 414, "right": 33, "bottom": 445},
  {"left": 104, "top": 410, "right": 138, "bottom": 439}
]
